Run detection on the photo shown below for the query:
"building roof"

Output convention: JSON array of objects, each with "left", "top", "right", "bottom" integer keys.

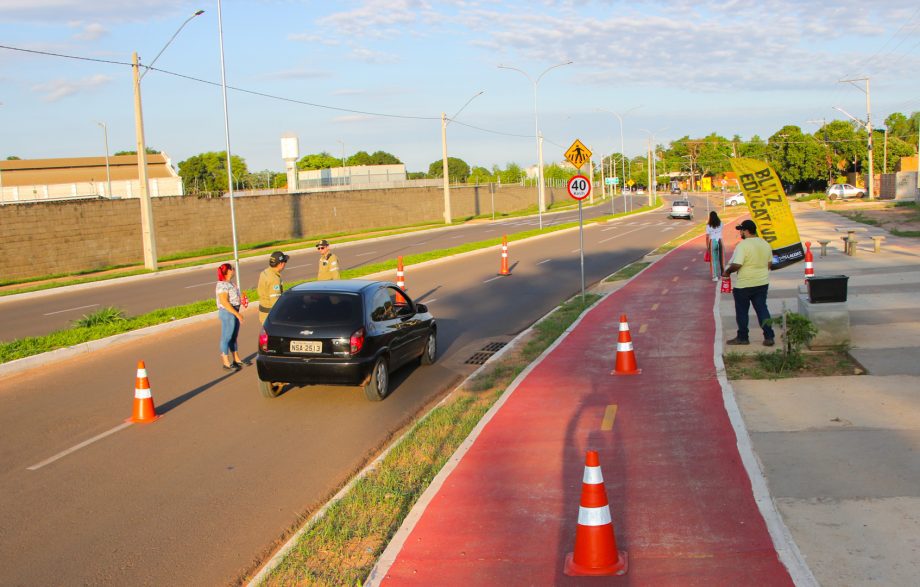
[{"left": 0, "top": 154, "right": 178, "bottom": 187}]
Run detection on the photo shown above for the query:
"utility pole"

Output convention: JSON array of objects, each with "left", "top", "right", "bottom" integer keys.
[
  {"left": 839, "top": 77, "right": 874, "bottom": 199},
  {"left": 97, "top": 121, "right": 113, "bottom": 198},
  {"left": 441, "top": 112, "right": 451, "bottom": 224},
  {"left": 132, "top": 52, "right": 157, "bottom": 270}
]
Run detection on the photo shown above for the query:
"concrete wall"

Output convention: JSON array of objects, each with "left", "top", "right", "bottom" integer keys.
[{"left": 0, "top": 184, "right": 561, "bottom": 281}]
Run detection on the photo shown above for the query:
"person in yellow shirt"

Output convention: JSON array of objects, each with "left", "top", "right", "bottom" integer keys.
[
  {"left": 722, "top": 220, "right": 776, "bottom": 346},
  {"left": 316, "top": 240, "right": 340, "bottom": 280},
  {"left": 257, "top": 251, "right": 288, "bottom": 323}
]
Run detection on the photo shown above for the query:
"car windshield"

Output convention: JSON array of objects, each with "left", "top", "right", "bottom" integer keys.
[
  {"left": 673, "top": 201, "right": 689, "bottom": 206},
  {"left": 270, "top": 292, "right": 362, "bottom": 326}
]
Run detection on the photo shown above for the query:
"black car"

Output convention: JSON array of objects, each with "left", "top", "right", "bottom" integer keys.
[{"left": 256, "top": 280, "right": 436, "bottom": 401}]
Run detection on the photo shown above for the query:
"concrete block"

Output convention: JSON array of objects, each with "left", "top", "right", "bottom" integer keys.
[{"left": 797, "top": 293, "right": 850, "bottom": 348}]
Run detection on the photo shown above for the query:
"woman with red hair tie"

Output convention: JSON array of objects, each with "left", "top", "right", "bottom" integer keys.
[{"left": 216, "top": 263, "right": 244, "bottom": 371}]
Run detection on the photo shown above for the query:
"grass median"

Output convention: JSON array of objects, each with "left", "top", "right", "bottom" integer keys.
[
  {"left": 253, "top": 293, "right": 600, "bottom": 586},
  {"left": 0, "top": 201, "right": 661, "bottom": 365}
]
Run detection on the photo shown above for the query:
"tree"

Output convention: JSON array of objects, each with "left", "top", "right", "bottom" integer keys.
[
  {"left": 297, "top": 152, "right": 339, "bottom": 170},
  {"left": 177, "top": 151, "right": 249, "bottom": 194},
  {"left": 6, "top": 155, "right": 21, "bottom": 160},
  {"left": 114, "top": 147, "right": 160, "bottom": 156},
  {"left": 368, "top": 150, "right": 401, "bottom": 165},
  {"left": 493, "top": 163, "right": 524, "bottom": 184},
  {"left": 767, "top": 126, "right": 824, "bottom": 191},
  {"left": 428, "top": 157, "right": 470, "bottom": 181},
  {"left": 468, "top": 166, "right": 493, "bottom": 184}
]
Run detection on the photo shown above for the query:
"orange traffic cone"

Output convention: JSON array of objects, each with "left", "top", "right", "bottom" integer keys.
[
  {"left": 498, "top": 235, "right": 511, "bottom": 276},
  {"left": 395, "top": 256, "right": 407, "bottom": 304},
  {"left": 126, "top": 360, "right": 160, "bottom": 423},
  {"left": 720, "top": 275, "right": 733, "bottom": 294},
  {"left": 564, "top": 450, "right": 628, "bottom": 576},
  {"left": 804, "top": 241, "right": 814, "bottom": 282},
  {"left": 611, "top": 314, "right": 641, "bottom": 375}
]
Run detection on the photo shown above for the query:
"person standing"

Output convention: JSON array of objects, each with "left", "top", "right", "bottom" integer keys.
[
  {"left": 705, "top": 211, "right": 724, "bottom": 282},
  {"left": 215, "top": 263, "right": 244, "bottom": 371},
  {"left": 722, "top": 219, "right": 775, "bottom": 346},
  {"left": 316, "top": 239, "right": 340, "bottom": 280},
  {"left": 258, "top": 251, "right": 288, "bottom": 323}
]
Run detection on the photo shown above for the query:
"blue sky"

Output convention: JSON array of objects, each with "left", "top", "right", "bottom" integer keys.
[{"left": 1, "top": 0, "right": 919, "bottom": 174}]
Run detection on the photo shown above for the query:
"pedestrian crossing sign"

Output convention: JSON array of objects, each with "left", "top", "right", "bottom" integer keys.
[{"left": 564, "top": 139, "right": 592, "bottom": 169}]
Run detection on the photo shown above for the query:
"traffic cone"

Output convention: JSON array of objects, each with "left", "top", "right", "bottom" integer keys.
[
  {"left": 611, "top": 314, "right": 641, "bottom": 375},
  {"left": 564, "top": 450, "right": 628, "bottom": 576},
  {"left": 804, "top": 241, "right": 814, "bottom": 282},
  {"left": 498, "top": 235, "right": 511, "bottom": 276},
  {"left": 126, "top": 360, "right": 160, "bottom": 423},
  {"left": 395, "top": 256, "right": 407, "bottom": 304},
  {"left": 720, "top": 275, "right": 733, "bottom": 294}
]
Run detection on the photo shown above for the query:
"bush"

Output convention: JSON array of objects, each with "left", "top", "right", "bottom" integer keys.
[{"left": 73, "top": 306, "right": 127, "bottom": 328}]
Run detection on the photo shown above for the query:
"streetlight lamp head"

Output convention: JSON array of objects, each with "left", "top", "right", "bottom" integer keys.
[{"left": 194, "top": 9, "right": 205, "bottom": 16}]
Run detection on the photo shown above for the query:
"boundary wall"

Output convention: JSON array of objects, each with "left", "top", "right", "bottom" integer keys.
[{"left": 0, "top": 184, "right": 560, "bottom": 281}]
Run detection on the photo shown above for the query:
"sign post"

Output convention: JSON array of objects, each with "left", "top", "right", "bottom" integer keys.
[{"left": 567, "top": 174, "right": 591, "bottom": 302}]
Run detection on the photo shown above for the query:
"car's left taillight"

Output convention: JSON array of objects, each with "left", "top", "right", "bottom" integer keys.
[
  {"left": 259, "top": 327, "right": 268, "bottom": 352},
  {"left": 349, "top": 328, "right": 365, "bottom": 355}
]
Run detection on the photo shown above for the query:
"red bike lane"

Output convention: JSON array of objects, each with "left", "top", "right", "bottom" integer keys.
[{"left": 375, "top": 238, "right": 794, "bottom": 585}]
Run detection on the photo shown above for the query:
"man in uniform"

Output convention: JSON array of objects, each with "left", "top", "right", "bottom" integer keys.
[
  {"left": 722, "top": 219, "right": 775, "bottom": 346},
  {"left": 258, "top": 251, "right": 288, "bottom": 323},
  {"left": 316, "top": 239, "right": 340, "bottom": 280}
]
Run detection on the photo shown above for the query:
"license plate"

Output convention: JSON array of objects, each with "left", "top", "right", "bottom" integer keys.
[{"left": 290, "top": 340, "right": 322, "bottom": 353}]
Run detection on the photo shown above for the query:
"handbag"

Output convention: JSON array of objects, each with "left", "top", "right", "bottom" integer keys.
[{"left": 704, "top": 248, "right": 711, "bottom": 262}]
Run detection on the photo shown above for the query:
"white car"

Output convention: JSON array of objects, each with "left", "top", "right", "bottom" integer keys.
[
  {"left": 826, "top": 184, "right": 865, "bottom": 200},
  {"left": 668, "top": 200, "right": 693, "bottom": 219},
  {"left": 725, "top": 192, "right": 746, "bottom": 206}
]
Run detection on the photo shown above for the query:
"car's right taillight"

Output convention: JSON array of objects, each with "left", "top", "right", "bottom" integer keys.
[
  {"left": 349, "top": 328, "right": 365, "bottom": 355},
  {"left": 259, "top": 327, "right": 268, "bottom": 352}
]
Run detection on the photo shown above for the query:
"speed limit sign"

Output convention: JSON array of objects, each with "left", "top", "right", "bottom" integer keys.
[{"left": 567, "top": 175, "right": 591, "bottom": 200}]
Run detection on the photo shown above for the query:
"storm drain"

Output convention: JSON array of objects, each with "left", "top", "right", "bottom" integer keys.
[{"left": 464, "top": 342, "right": 507, "bottom": 365}]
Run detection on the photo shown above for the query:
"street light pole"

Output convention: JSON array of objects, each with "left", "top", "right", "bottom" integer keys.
[
  {"left": 337, "top": 139, "right": 346, "bottom": 185},
  {"left": 499, "top": 61, "right": 573, "bottom": 229},
  {"left": 215, "top": 0, "right": 242, "bottom": 287},
  {"left": 97, "top": 121, "right": 112, "bottom": 198},
  {"left": 440, "top": 90, "right": 484, "bottom": 225},
  {"left": 132, "top": 8, "right": 205, "bottom": 272},
  {"left": 839, "top": 77, "right": 874, "bottom": 200}
]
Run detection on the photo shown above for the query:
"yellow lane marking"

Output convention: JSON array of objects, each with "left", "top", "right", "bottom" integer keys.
[
  {"left": 683, "top": 265, "right": 689, "bottom": 270},
  {"left": 661, "top": 288, "right": 669, "bottom": 295},
  {"left": 672, "top": 276, "right": 679, "bottom": 282},
  {"left": 639, "top": 324, "right": 648, "bottom": 334},
  {"left": 601, "top": 404, "right": 618, "bottom": 431},
  {"left": 651, "top": 303, "right": 659, "bottom": 311}
]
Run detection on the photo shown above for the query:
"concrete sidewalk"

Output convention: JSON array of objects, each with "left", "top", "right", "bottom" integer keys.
[
  {"left": 726, "top": 204, "right": 920, "bottom": 587},
  {"left": 367, "top": 202, "right": 919, "bottom": 585}
]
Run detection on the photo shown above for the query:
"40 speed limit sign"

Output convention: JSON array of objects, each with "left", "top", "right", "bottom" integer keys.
[{"left": 567, "top": 175, "right": 591, "bottom": 200}]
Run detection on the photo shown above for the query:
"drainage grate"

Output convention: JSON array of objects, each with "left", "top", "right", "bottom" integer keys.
[{"left": 465, "top": 342, "right": 507, "bottom": 365}]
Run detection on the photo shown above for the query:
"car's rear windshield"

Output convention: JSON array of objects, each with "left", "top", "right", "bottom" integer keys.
[
  {"left": 673, "top": 201, "right": 689, "bottom": 206},
  {"left": 270, "top": 292, "right": 362, "bottom": 326}
]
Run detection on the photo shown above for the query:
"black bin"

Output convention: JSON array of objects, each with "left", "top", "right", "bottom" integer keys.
[{"left": 807, "top": 275, "right": 849, "bottom": 303}]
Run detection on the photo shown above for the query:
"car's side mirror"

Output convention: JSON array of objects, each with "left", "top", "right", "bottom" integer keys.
[{"left": 415, "top": 303, "right": 428, "bottom": 313}]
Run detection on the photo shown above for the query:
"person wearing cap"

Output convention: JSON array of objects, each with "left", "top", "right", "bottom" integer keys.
[
  {"left": 258, "top": 251, "right": 288, "bottom": 323},
  {"left": 722, "top": 219, "right": 776, "bottom": 346},
  {"left": 316, "top": 240, "right": 340, "bottom": 280}
]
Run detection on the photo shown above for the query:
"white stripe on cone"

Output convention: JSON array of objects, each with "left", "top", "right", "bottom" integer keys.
[
  {"left": 616, "top": 342, "right": 634, "bottom": 352},
  {"left": 577, "top": 505, "right": 613, "bottom": 526},
  {"left": 134, "top": 387, "right": 152, "bottom": 399},
  {"left": 619, "top": 322, "right": 629, "bottom": 332},
  {"left": 136, "top": 369, "right": 147, "bottom": 378},
  {"left": 583, "top": 465, "right": 603, "bottom": 484}
]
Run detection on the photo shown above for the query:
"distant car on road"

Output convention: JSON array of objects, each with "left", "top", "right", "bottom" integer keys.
[
  {"left": 826, "top": 183, "right": 865, "bottom": 200},
  {"left": 256, "top": 280, "right": 437, "bottom": 401},
  {"left": 668, "top": 200, "right": 693, "bottom": 219},
  {"left": 725, "top": 192, "right": 746, "bottom": 206}
]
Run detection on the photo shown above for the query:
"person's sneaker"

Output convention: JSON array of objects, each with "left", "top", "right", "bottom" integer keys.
[
  {"left": 726, "top": 337, "right": 750, "bottom": 345},
  {"left": 763, "top": 338, "right": 775, "bottom": 347}
]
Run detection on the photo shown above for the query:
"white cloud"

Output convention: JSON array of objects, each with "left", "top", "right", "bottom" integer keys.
[
  {"left": 260, "top": 68, "right": 333, "bottom": 80},
  {"left": 31, "top": 74, "right": 112, "bottom": 102},
  {"left": 287, "top": 32, "right": 341, "bottom": 46},
  {"left": 0, "top": 1, "right": 189, "bottom": 22},
  {"left": 333, "top": 114, "right": 376, "bottom": 123},
  {"left": 70, "top": 21, "right": 108, "bottom": 41},
  {"left": 349, "top": 47, "right": 399, "bottom": 64},
  {"left": 317, "top": 0, "right": 437, "bottom": 39}
]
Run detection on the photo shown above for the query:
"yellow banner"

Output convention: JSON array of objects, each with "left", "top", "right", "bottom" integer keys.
[{"left": 729, "top": 158, "right": 804, "bottom": 269}]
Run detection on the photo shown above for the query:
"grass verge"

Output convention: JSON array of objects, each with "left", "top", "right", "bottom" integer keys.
[
  {"left": 604, "top": 261, "right": 651, "bottom": 282},
  {"left": 0, "top": 203, "right": 659, "bottom": 365},
  {"left": 256, "top": 294, "right": 600, "bottom": 586},
  {"left": 723, "top": 349, "right": 864, "bottom": 379}
]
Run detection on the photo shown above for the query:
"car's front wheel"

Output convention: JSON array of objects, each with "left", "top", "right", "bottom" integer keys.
[
  {"left": 420, "top": 332, "right": 437, "bottom": 365},
  {"left": 363, "top": 357, "right": 389, "bottom": 401},
  {"left": 259, "top": 380, "right": 284, "bottom": 398}
]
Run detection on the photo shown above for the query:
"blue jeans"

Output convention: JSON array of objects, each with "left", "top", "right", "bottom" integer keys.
[
  {"left": 732, "top": 284, "right": 775, "bottom": 341},
  {"left": 218, "top": 307, "right": 240, "bottom": 354}
]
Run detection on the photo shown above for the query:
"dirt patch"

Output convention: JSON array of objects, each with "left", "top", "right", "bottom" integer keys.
[
  {"left": 830, "top": 202, "right": 920, "bottom": 234},
  {"left": 725, "top": 350, "right": 865, "bottom": 380}
]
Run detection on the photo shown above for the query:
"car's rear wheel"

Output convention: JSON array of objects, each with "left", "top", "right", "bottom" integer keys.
[
  {"left": 363, "top": 357, "right": 389, "bottom": 401},
  {"left": 259, "top": 380, "right": 284, "bottom": 398},
  {"left": 828, "top": 193, "right": 838, "bottom": 201},
  {"left": 420, "top": 332, "right": 437, "bottom": 365},
  {"left": 856, "top": 192, "right": 865, "bottom": 198}
]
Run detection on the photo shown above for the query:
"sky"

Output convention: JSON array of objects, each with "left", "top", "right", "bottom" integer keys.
[{"left": 1, "top": 0, "right": 919, "bottom": 175}]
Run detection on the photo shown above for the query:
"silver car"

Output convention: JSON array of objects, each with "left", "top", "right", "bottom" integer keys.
[
  {"left": 725, "top": 192, "right": 746, "bottom": 206},
  {"left": 668, "top": 200, "right": 693, "bottom": 219},
  {"left": 826, "top": 184, "right": 865, "bottom": 200}
]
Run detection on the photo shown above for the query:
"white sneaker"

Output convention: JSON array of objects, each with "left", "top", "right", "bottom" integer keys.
[{"left": 712, "top": 277, "right": 718, "bottom": 282}]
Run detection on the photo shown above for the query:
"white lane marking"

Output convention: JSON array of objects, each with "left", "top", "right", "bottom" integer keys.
[
  {"left": 43, "top": 303, "right": 99, "bottom": 316},
  {"left": 27, "top": 422, "right": 133, "bottom": 471},
  {"left": 598, "top": 225, "right": 646, "bottom": 244},
  {"left": 289, "top": 264, "right": 312, "bottom": 270},
  {"left": 571, "top": 249, "right": 581, "bottom": 253},
  {"left": 537, "top": 259, "right": 552, "bottom": 265},
  {"left": 412, "top": 241, "right": 429, "bottom": 246},
  {"left": 355, "top": 251, "right": 377, "bottom": 257},
  {"left": 483, "top": 229, "right": 495, "bottom": 233},
  {"left": 451, "top": 235, "right": 463, "bottom": 239},
  {"left": 601, "top": 226, "right": 618, "bottom": 232},
  {"left": 423, "top": 298, "right": 437, "bottom": 304},
  {"left": 183, "top": 281, "right": 214, "bottom": 289},
  {"left": 483, "top": 276, "right": 503, "bottom": 283}
]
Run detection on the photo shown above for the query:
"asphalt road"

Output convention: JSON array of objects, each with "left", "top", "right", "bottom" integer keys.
[
  {"left": 0, "top": 197, "right": 710, "bottom": 585},
  {"left": 1, "top": 197, "right": 642, "bottom": 342}
]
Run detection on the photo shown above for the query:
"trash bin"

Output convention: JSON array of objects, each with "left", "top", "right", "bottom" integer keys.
[{"left": 807, "top": 275, "right": 849, "bottom": 303}]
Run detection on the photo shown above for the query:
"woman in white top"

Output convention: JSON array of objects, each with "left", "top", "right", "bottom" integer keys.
[
  {"left": 215, "top": 263, "right": 244, "bottom": 371},
  {"left": 705, "top": 211, "right": 724, "bottom": 281}
]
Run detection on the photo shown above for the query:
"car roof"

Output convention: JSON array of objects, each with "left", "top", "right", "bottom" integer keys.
[{"left": 288, "top": 279, "right": 387, "bottom": 294}]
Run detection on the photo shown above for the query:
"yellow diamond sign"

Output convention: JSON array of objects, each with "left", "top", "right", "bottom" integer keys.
[{"left": 564, "top": 139, "right": 592, "bottom": 169}]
